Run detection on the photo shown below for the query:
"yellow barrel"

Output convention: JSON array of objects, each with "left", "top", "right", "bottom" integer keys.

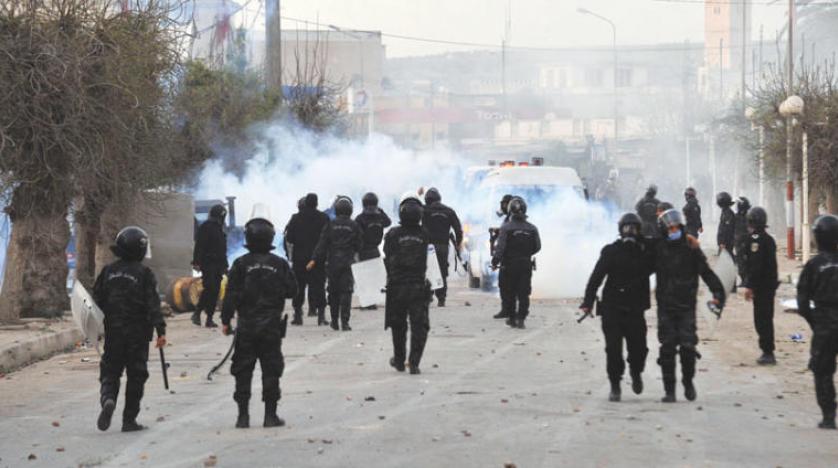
[{"left": 166, "top": 276, "right": 227, "bottom": 313}]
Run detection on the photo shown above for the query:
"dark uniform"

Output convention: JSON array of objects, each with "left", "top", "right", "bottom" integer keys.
[
  {"left": 423, "top": 188, "right": 463, "bottom": 307},
  {"left": 355, "top": 193, "right": 392, "bottom": 261},
  {"left": 384, "top": 196, "right": 432, "bottom": 375},
  {"left": 733, "top": 197, "right": 752, "bottom": 284},
  {"left": 313, "top": 197, "right": 363, "bottom": 330},
  {"left": 193, "top": 204, "right": 228, "bottom": 327},
  {"left": 682, "top": 188, "right": 702, "bottom": 238},
  {"left": 222, "top": 217, "right": 297, "bottom": 429},
  {"left": 582, "top": 213, "right": 651, "bottom": 400},
  {"left": 797, "top": 214, "right": 838, "bottom": 429},
  {"left": 491, "top": 198, "right": 540, "bottom": 328},
  {"left": 717, "top": 209, "right": 735, "bottom": 256},
  {"left": 491, "top": 195, "right": 514, "bottom": 319},
  {"left": 284, "top": 193, "right": 329, "bottom": 325},
  {"left": 742, "top": 207, "right": 779, "bottom": 363},
  {"left": 654, "top": 209, "right": 725, "bottom": 403},
  {"left": 94, "top": 227, "right": 165, "bottom": 433},
  {"left": 635, "top": 185, "right": 661, "bottom": 239}
]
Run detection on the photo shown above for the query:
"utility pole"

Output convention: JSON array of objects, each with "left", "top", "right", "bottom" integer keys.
[
  {"left": 266, "top": 0, "right": 282, "bottom": 93},
  {"left": 719, "top": 38, "right": 724, "bottom": 102},
  {"left": 785, "top": 0, "right": 795, "bottom": 259}
]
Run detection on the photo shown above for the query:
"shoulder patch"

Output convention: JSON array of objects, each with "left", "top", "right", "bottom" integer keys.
[{"left": 751, "top": 242, "right": 759, "bottom": 253}]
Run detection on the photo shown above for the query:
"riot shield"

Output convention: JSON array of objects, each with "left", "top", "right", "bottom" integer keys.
[
  {"left": 351, "top": 256, "right": 387, "bottom": 307},
  {"left": 71, "top": 282, "right": 105, "bottom": 343},
  {"left": 699, "top": 250, "right": 737, "bottom": 337},
  {"left": 427, "top": 245, "right": 444, "bottom": 291}
]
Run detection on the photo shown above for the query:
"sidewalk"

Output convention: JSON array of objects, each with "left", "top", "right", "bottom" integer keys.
[{"left": 0, "top": 317, "right": 83, "bottom": 374}]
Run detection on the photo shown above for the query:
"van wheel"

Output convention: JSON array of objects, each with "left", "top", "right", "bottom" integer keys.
[{"left": 468, "top": 276, "right": 481, "bottom": 289}]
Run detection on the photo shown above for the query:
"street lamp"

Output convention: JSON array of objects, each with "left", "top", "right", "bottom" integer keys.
[
  {"left": 779, "top": 95, "right": 806, "bottom": 260},
  {"left": 577, "top": 7, "right": 618, "bottom": 154},
  {"left": 745, "top": 106, "right": 766, "bottom": 206}
]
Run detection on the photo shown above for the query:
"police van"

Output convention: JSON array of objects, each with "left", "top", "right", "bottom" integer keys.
[{"left": 463, "top": 164, "right": 586, "bottom": 290}]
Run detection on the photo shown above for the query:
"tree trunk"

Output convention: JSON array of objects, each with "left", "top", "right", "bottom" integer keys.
[
  {"left": 74, "top": 214, "right": 100, "bottom": 290},
  {"left": 0, "top": 211, "right": 70, "bottom": 321}
]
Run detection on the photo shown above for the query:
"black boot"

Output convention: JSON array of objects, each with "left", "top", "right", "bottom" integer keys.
[
  {"left": 661, "top": 379, "right": 676, "bottom": 403},
  {"left": 263, "top": 400, "right": 285, "bottom": 428},
  {"left": 756, "top": 353, "right": 777, "bottom": 365},
  {"left": 409, "top": 365, "right": 421, "bottom": 375},
  {"left": 341, "top": 321, "right": 352, "bottom": 331},
  {"left": 121, "top": 420, "right": 146, "bottom": 432},
  {"left": 818, "top": 415, "right": 837, "bottom": 430},
  {"left": 493, "top": 310, "right": 509, "bottom": 319},
  {"left": 291, "top": 307, "right": 303, "bottom": 326},
  {"left": 191, "top": 311, "right": 201, "bottom": 326},
  {"left": 516, "top": 319, "right": 526, "bottom": 329},
  {"left": 97, "top": 398, "right": 116, "bottom": 431},
  {"left": 630, "top": 371, "right": 643, "bottom": 395},
  {"left": 236, "top": 401, "right": 249, "bottom": 429},
  {"left": 390, "top": 357, "right": 406, "bottom": 372},
  {"left": 437, "top": 298, "right": 445, "bottom": 307},
  {"left": 683, "top": 379, "right": 697, "bottom": 402},
  {"left": 506, "top": 316, "right": 517, "bottom": 328},
  {"left": 609, "top": 380, "right": 621, "bottom": 402},
  {"left": 205, "top": 318, "right": 218, "bottom": 328},
  {"left": 307, "top": 305, "right": 317, "bottom": 317}
]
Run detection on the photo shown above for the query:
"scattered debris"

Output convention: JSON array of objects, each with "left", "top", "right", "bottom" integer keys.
[
  {"left": 364, "top": 396, "right": 376, "bottom": 402},
  {"left": 322, "top": 439, "right": 334, "bottom": 445},
  {"left": 55, "top": 448, "right": 64, "bottom": 452},
  {"left": 180, "top": 372, "right": 188, "bottom": 378},
  {"left": 464, "top": 301, "right": 471, "bottom": 307},
  {"left": 27, "top": 454, "right": 37, "bottom": 461},
  {"left": 378, "top": 416, "right": 386, "bottom": 420},
  {"left": 461, "top": 430, "right": 472, "bottom": 437},
  {"left": 203, "top": 455, "right": 218, "bottom": 467},
  {"left": 504, "top": 463, "right": 518, "bottom": 468},
  {"left": 500, "top": 399, "right": 509, "bottom": 404},
  {"left": 51, "top": 421, "right": 60, "bottom": 427},
  {"left": 156, "top": 416, "right": 166, "bottom": 422},
  {"left": 80, "top": 358, "right": 91, "bottom": 363}
]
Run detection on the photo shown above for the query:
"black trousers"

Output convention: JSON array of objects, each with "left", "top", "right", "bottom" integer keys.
[
  {"left": 99, "top": 335, "right": 149, "bottom": 423},
  {"left": 389, "top": 294, "right": 430, "bottom": 368},
  {"left": 500, "top": 260, "right": 532, "bottom": 321},
  {"left": 752, "top": 288, "right": 776, "bottom": 354},
  {"left": 809, "top": 329, "right": 838, "bottom": 419},
  {"left": 231, "top": 329, "right": 284, "bottom": 404},
  {"left": 198, "top": 265, "right": 224, "bottom": 319},
  {"left": 433, "top": 243, "right": 449, "bottom": 301},
  {"left": 657, "top": 307, "right": 698, "bottom": 389},
  {"left": 601, "top": 306, "right": 648, "bottom": 383},
  {"left": 292, "top": 263, "right": 326, "bottom": 312},
  {"left": 327, "top": 267, "right": 353, "bottom": 324}
]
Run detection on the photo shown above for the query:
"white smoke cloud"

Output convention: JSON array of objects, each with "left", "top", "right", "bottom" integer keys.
[{"left": 194, "top": 121, "right": 620, "bottom": 298}]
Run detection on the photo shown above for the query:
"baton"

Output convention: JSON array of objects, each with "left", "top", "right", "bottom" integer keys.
[
  {"left": 577, "top": 311, "right": 593, "bottom": 323},
  {"left": 159, "top": 347, "right": 170, "bottom": 390},
  {"left": 207, "top": 330, "right": 236, "bottom": 381}
]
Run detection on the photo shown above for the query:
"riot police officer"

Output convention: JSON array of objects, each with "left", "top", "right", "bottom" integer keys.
[
  {"left": 94, "top": 227, "right": 166, "bottom": 433},
  {"left": 192, "top": 204, "right": 228, "bottom": 327},
  {"left": 222, "top": 215, "right": 297, "bottom": 429},
  {"left": 492, "top": 194, "right": 514, "bottom": 320},
  {"left": 491, "top": 197, "right": 541, "bottom": 329},
  {"left": 682, "top": 187, "right": 703, "bottom": 238},
  {"left": 384, "top": 194, "right": 432, "bottom": 375},
  {"left": 636, "top": 185, "right": 661, "bottom": 239},
  {"left": 742, "top": 207, "right": 779, "bottom": 365},
  {"left": 423, "top": 188, "right": 463, "bottom": 307},
  {"left": 285, "top": 193, "right": 330, "bottom": 326},
  {"left": 734, "top": 196, "right": 752, "bottom": 284},
  {"left": 716, "top": 192, "right": 736, "bottom": 256},
  {"left": 581, "top": 213, "right": 651, "bottom": 402},
  {"left": 355, "top": 192, "right": 392, "bottom": 261},
  {"left": 654, "top": 209, "right": 726, "bottom": 403},
  {"left": 309, "top": 196, "right": 363, "bottom": 330}
]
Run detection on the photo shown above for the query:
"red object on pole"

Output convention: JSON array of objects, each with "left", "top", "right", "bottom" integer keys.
[{"left": 786, "top": 180, "right": 795, "bottom": 259}]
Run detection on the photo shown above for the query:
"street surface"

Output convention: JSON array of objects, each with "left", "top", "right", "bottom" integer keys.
[{"left": 1, "top": 278, "right": 836, "bottom": 468}]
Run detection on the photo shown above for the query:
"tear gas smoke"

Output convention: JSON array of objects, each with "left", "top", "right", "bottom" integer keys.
[{"left": 195, "top": 121, "right": 620, "bottom": 298}]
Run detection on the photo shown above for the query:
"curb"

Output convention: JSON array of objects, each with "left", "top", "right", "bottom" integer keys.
[{"left": 0, "top": 328, "right": 84, "bottom": 374}]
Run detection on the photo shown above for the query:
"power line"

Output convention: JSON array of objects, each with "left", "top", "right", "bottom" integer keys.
[{"left": 652, "top": 0, "right": 837, "bottom": 5}]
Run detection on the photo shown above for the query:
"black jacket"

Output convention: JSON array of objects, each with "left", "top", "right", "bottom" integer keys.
[
  {"left": 741, "top": 229, "right": 779, "bottom": 291},
  {"left": 582, "top": 238, "right": 652, "bottom": 311},
  {"left": 683, "top": 198, "right": 702, "bottom": 235},
  {"left": 284, "top": 207, "right": 329, "bottom": 265},
  {"left": 355, "top": 208, "right": 392, "bottom": 259},
  {"left": 635, "top": 195, "right": 661, "bottom": 239},
  {"left": 93, "top": 260, "right": 165, "bottom": 341},
  {"left": 717, "top": 207, "right": 735, "bottom": 249},
  {"left": 797, "top": 251, "right": 838, "bottom": 331},
  {"left": 734, "top": 211, "right": 749, "bottom": 250},
  {"left": 423, "top": 201, "right": 463, "bottom": 246},
  {"left": 492, "top": 215, "right": 541, "bottom": 266},
  {"left": 221, "top": 252, "right": 297, "bottom": 331},
  {"left": 313, "top": 215, "right": 363, "bottom": 271},
  {"left": 383, "top": 224, "right": 429, "bottom": 287},
  {"left": 653, "top": 236, "right": 726, "bottom": 311},
  {"left": 193, "top": 218, "right": 228, "bottom": 269}
]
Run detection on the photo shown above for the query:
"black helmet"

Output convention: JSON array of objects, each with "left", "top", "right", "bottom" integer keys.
[
  {"left": 813, "top": 214, "right": 838, "bottom": 252},
  {"left": 659, "top": 209, "right": 684, "bottom": 229},
  {"left": 111, "top": 226, "right": 149, "bottom": 261},
  {"left": 362, "top": 192, "right": 379, "bottom": 208},
  {"left": 209, "top": 204, "right": 227, "bottom": 220},
  {"left": 646, "top": 184, "right": 658, "bottom": 197},
  {"left": 424, "top": 187, "right": 441, "bottom": 205},
  {"left": 508, "top": 197, "right": 527, "bottom": 216},
  {"left": 736, "top": 196, "right": 751, "bottom": 214},
  {"left": 684, "top": 187, "right": 697, "bottom": 199},
  {"left": 297, "top": 197, "right": 305, "bottom": 211},
  {"left": 304, "top": 193, "right": 318, "bottom": 209},
  {"left": 746, "top": 206, "right": 768, "bottom": 230},
  {"left": 657, "top": 201, "right": 674, "bottom": 213},
  {"left": 399, "top": 196, "right": 423, "bottom": 226},
  {"left": 716, "top": 192, "right": 733, "bottom": 208},
  {"left": 244, "top": 218, "right": 275, "bottom": 253},
  {"left": 618, "top": 212, "right": 642, "bottom": 238},
  {"left": 334, "top": 196, "right": 353, "bottom": 216}
]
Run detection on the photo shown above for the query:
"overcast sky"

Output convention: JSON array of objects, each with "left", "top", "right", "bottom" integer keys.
[{"left": 252, "top": 0, "right": 789, "bottom": 57}]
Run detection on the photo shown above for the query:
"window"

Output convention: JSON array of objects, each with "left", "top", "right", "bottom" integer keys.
[
  {"left": 616, "top": 68, "right": 633, "bottom": 87},
  {"left": 713, "top": 6, "right": 721, "bottom": 14},
  {"left": 585, "top": 68, "right": 604, "bottom": 87}
]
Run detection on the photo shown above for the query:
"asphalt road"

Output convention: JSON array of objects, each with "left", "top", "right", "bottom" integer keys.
[{"left": 1, "top": 282, "right": 836, "bottom": 468}]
